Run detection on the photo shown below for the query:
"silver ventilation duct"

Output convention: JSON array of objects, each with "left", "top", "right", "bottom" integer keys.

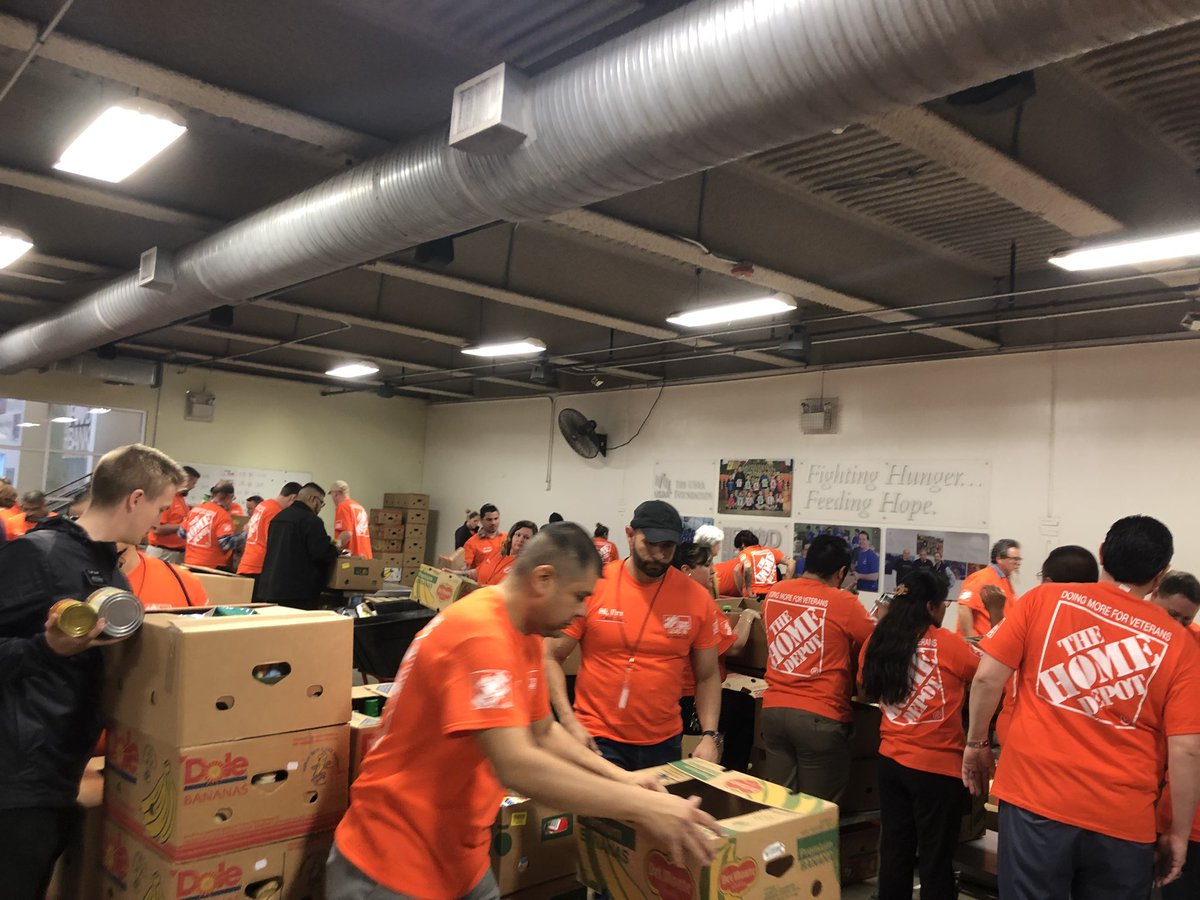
[{"left": 2, "top": 0, "right": 1197, "bottom": 372}]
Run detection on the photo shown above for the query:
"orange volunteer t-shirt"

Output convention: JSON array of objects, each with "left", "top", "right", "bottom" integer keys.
[
  {"left": 126, "top": 550, "right": 208, "bottom": 608},
  {"left": 464, "top": 531, "right": 506, "bottom": 570},
  {"left": 594, "top": 538, "right": 620, "bottom": 564},
  {"left": 860, "top": 625, "right": 979, "bottom": 779},
  {"left": 146, "top": 492, "right": 188, "bottom": 550},
  {"left": 334, "top": 499, "right": 373, "bottom": 559},
  {"left": 237, "top": 498, "right": 283, "bottom": 575},
  {"left": 2, "top": 507, "right": 26, "bottom": 540},
  {"left": 762, "top": 577, "right": 876, "bottom": 723},
  {"left": 714, "top": 558, "right": 739, "bottom": 597},
  {"left": 477, "top": 554, "right": 516, "bottom": 586},
  {"left": 565, "top": 560, "right": 719, "bottom": 745},
  {"left": 682, "top": 601, "right": 739, "bottom": 697},
  {"left": 981, "top": 581, "right": 1200, "bottom": 843},
  {"left": 740, "top": 545, "right": 784, "bottom": 596},
  {"left": 334, "top": 587, "right": 549, "bottom": 898},
  {"left": 954, "top": 564, "right": 1016, "bottom": 637},
  {"left": 183, "top": 501, "right": 236, "bottom": 569},
  {"left": 1156, "top": 622, "right": 1200, "bottom": 843}
]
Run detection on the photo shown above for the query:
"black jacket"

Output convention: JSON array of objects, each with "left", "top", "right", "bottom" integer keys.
[
  {"left": 454, "top": 523, "right": 477, "bottom": 550},
  {"left": 0, "top": 517, "right": 127, "bottom": 809},
  {"left": 257, "top": 503, "right": 340, "bottom": 608}
]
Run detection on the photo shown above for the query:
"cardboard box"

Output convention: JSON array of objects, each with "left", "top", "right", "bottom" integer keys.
[
  {"left": 840, "top": 851, "right": 878, "bottom": 885},
  {"left": 722, "top": 672, "right": 767, "bottom": 750},
  {"left": 105, "top": 608, "right": 352, "bottom": 746},
  {"left": 848, "top": 701, "right": 882, "bottom": 758},
  {"left": 839, "top": 821, "right": 878, "bottom": 858},
  {"left": 104, "top": 723, "right": 348, "bottom": 860},
  {"left": 328, "top": 557, "right": 385, "bottom": 592},
  {"left": 398, "top": 570, "right": 417, "bottom": 588},
  {"left": 959, "top": 791, "right": 986, "bottom": 842},
  {"left": 369, "top": 508, "right": 405, "bottom": 525},
  {"left": 183, "top": 567, "right": 256, "bottom": 605},
  {"left": 231, "top": 514, "right": 250, "bottom": 533},
  {"left": 841, "top": 756, "right": 879, "bottom": 814},
  {"left": 502, "top": 873, "right": 586, "bottom": 900},
  {"left": 405, "top": 523, "right": 427, "bottom": 542},
  {"left": 577, "top": 759, "right": 838, "bottom": 900},
  {"left": 383, "top": 492, "right": 428, "bottom": 509},
  {"left": 734, "top": 600, "right": 769, "bottom": 670},
  {"left": 100, "top": 822, "right": 331, "bottom": 900},
  {"left": 371, "top": 539, "right": 405, "bottom": 554},
  {"left": 373, "top": 524, "right": 406, "bottom": 541},
  {"left": 404, "top": 538, "right": 426, "bottom": 556},
  {"left": 402, "top": 552, "right": 424, "bottom": 569},
  {"left": 492, "top": 796, "right": 579, "bottom": 895},
  {"left": 379, "top": 552, "right": 404, "bottom": 568},
  {"left": 349, "top": 711, "right": 383, "bottom": 784},
  {"left": 411, "top": 564, "right": 480, "bottom": 611},
  {"left": 405, "top": 508, "right": 429, "bottom": 525},
  {"left": 47, "top": 757, "right": 105, "bottom": 900}
]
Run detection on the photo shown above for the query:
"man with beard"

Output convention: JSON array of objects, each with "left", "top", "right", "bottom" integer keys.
[
  {"left": 544, "top": 501, "right": 723, "bottom": 769},
  {"left": 329, "top": 523, "right": 720, "bottom": 899}
]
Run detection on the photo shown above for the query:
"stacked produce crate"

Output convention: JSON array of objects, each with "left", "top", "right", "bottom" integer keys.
[{"left": 375, "top": 492, "right": 429, "bottom": 587}]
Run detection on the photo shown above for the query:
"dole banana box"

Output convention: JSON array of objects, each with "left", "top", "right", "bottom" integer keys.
[
  {"left": 104, "top": 722, "right": 349, "bottom": 861},
  {"left": 577, "top": 759, "right": 839, "bottom": 900},
  {"left": 492, "top": 795, "right": 579, "bottom": 895},
  {"left": 105, "top": 607, "right": 351, "bottom": 746},
  {"left": 412, "top": 564, "right": 480, "bottom": 611},
  {"left": 100, "top": 821, "right": 331, "bottom": 900}
]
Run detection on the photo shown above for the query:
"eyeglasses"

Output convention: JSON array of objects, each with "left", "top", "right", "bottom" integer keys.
[{"left": 1006, "top": 556, "right": 1023, "bottom": 562}]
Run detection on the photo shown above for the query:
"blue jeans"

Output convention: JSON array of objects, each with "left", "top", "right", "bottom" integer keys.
[{"left": 594, "top": 734, "right": 682, "bottom": 771}]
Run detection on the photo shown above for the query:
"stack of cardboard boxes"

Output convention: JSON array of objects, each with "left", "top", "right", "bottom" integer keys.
[
  {"left": 94, "top": 606, "right": 353, "bottom": 899},
  {"left": 374, "top": 492, "right": 430, "bottom": 587}
]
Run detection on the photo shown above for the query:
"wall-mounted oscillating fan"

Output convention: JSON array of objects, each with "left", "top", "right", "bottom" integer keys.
[{"left": 557, "top": 408, "right": 607, "bottom": 459}]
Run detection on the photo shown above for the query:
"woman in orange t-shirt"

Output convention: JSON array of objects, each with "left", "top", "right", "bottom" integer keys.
[
  {"left": 860, "top": 569, "right": 979, "bottom": 900},
  {"left": 592, "top": 523, "right": 620, "bottom": 564},
  {"left": 476, "top": 520, "right": 537, "bottom": 586}
]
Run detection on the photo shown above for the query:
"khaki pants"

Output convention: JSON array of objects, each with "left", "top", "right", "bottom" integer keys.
[
  {"left": 759, "top": 706, "right": 851, "bottom": 802},
  {"left": 144, "top": 545, "right": 184, "bottom": 565},
  {"left": 325, "top": 843, "right": 500, "bottom": 900}
]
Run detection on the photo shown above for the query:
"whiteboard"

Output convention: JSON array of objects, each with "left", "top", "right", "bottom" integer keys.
[{"left": 187, "top": 462, "right": 312, "bottom": 503}]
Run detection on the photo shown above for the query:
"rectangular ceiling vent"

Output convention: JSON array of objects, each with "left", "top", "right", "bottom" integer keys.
[
  {"left": 800, "top": 397, "right": 838, "bottom": 434},
  {"left": 138, "top": 246, "right": 175, "bottom": 291},
  {"left": 450, "top": 63, "right": 531, "bottom": 155}
]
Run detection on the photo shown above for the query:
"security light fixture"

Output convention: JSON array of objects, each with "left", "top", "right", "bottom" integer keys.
[
  {"left": 54, "top": 100, "right": 187, "bottom": 183},
  {"left": 325, "top": 361, "right": 380, "bottom": 379},
  {"left": 0, "top": 226, "right": 33, "bottom": 269},
  {"left": 461, "top": 338, "right": 546, "bottom": 357},
  {"left": 1049, "top": 228, "right": 1200, "bottom": 272},
  {"left": 667, "top": 293, "right": 796, "bottom": 328},
  {"left": 777, "top": 324, "right": 812, "bottom": 362}
]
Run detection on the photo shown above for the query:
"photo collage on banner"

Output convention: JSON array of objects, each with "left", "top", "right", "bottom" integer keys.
[
  {"left": 793, "top": 523, "right": 883, "bottom": 594},
  {"left": 718, "top": 459, "right": 793, "bottom": 517},
  {"left": 881, "top": 528, "right": 991, "bottom": 595}
]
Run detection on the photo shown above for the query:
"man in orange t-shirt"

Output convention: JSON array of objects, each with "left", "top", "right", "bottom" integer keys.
[
  {"left": 964, "top": 516, "right": 1200, "bottom": 898},
  {"left": 734, "top": 529, "right": 794, "bottom": 598},
  {"left": 236, "top": 481, "right": 300, "bottom": 584},
  {"left": 146, "top": 465, "right": 198, "bottom": 564},
  {"left": 181, "top": 481, "right": 245, "bottom": 571},
  {"left": 118, "top": 544, "right": 208, "bottom": 608},
  {"left": 953, "top": 538, "right": 1021, "bottom": 638},
  {"left": 463, "top": 503, "right": 506, "bottom": 573},
  {"left": 328, "top": 480, "right": 372, "bottom": 559},
  {"left": 545, "top": 500, "right": 723, "bottom": 770},
  {"left": 760, "top": 534, "right": 875, "bottom": 802},
  {"left": 328, "top": 524, "right": 721, "bottom": 899}
]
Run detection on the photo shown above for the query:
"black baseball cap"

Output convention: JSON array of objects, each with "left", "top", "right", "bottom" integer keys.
[{"left": 630, "top": 500, "right": 683, "bottom": 544}]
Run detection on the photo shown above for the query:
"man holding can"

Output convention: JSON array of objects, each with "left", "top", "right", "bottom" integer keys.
[{"left": 0, "top": 443, "right": 186, "bottom": 899}]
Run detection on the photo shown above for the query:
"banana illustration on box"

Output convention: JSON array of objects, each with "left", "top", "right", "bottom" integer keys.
[
  {"left": 140, "top": 759, "right": 177, "bottom": 842},
  {"left": 141, "top": 873, "right": 164, "bottom": 900}
]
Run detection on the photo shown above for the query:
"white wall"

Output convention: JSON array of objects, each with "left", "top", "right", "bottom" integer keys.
[
  {"left": 0, "top": 367, "right": 427, "bottom": 533},
  {"left": 422, "top": 340, "right": 1200, "bottom": 590}
]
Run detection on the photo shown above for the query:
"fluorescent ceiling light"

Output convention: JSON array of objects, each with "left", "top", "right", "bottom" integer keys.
[
  {"left": 1049, "top": 229, "right": 1200, "bottom": 272},
  {"left": 16, "top": 421, "right": 39, "bottom": 428},
  {"left": 89, "top": 407, "right": 111, "bottom": 414},
  {"left": 51, "top": 416, "right": 75, "bottom": 424},
  {"left": 0, "top": 226, "right": 33, "bottom": 270},
  {"left": 54, "top": 101, "right": 187, "bottom": 183},
  {"left": 666, "top": 293, "right": 797, "bottom": 328},
  {"left": 461, "top": 338, "right": 547, "bottom": 357},
  {"left": 325, "top": 360, "right": 380, "bottom": 378}
]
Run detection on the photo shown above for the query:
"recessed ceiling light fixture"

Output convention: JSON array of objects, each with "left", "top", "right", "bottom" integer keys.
[
  {"left": 462, "top": 338, "right": 546, "bottom": 357},
  {"left": 89, "top": 407, "right": 111, "bottom": 414},
  {"left": 666, "top": 293, "right": 796, "bottom": 328},
  {"left": 54, "top": 100, "right": 187, "bottom": 183},
  {"left": 1049, "top": 228, "right": 1200, "bottom": 272},
  {"left": 325, "top": 360, "right": 380, "bottom": 378},
  {"left": 0, "top": 226, "right": 33, "bottom": 270},
  {"left": 50, "top": 416, "right": 76, "bottom": 424}
]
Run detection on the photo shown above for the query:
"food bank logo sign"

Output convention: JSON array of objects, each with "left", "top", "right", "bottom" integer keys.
[
  {"left": 884, "top": 639, "right": 945, "bottom": 725},
  {"left": 1035, "top": 597, "right": 1167, "bottom": 728}
]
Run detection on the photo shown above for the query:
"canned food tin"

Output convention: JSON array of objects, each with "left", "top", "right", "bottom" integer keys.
[
  {"left": 86, "top": 587, "right": 145, "bottom": 638},
  {"left": 50, "top": 598, "right": 99, "bottom": 638}
]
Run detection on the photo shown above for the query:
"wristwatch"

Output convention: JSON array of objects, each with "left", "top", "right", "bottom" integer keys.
[
  {"left": 965, "top": 739, "right": 991, "bottom": 748},
  {"left": 700, "top": 730, "right": 724, "bottom": 747}
]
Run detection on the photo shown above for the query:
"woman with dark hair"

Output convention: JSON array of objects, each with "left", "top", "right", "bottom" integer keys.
[
  {"left": 476, "top": 520, "right": 537, "bottom": 585},
  {"left": 454, "top": 510, "right": 480, "bottom": 550},
  {"left": 593, "top": 523, "right": 619, "bottom": 564},
  {"left": 860, "top": 569, "right": 979, "bottom": 900}
]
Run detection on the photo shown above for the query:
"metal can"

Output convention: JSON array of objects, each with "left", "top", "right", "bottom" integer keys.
[
  {"left": 86, "top": 587, "right": 145, "bottom": 638},
  {"left": 50, "top": 598, "right": 99, "bottom": 638}
]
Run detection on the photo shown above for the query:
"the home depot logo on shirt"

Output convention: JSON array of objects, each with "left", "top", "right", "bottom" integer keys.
[
  {"left": 187, "top": 509, "right": 214, "bottom": 544},
  {"left": 354, "top": 506, "right": 370, "bottom": 536},
  {"left": 471, "top": 670, "right": 514, "bottom": 710},
  {"left": 883, "top": 639, "right": 946, "bottom": 725},
  {"left": 767, "top": 603, "right": 826, "bottom": 675},
  {"left": 662, "top": 614, "right": 693, "bottom": 637},
  {"left": 1036, "top": 596, "right": 1168, "bottom": 727}
]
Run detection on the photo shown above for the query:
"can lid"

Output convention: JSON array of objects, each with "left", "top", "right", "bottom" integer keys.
[
  {"left": 57, "top": 602, "right": 99, "bottom": 638},
  {"left": 95, "top": 590, "right": 145, "bottom": 638}
]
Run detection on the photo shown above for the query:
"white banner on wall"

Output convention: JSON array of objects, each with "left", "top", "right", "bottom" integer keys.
[
  {"left": 792, "top": 459, "right": 991, "bottom": 529},
  {"left": 652, "top": 459, "right": 717, "bottom": 513}
]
